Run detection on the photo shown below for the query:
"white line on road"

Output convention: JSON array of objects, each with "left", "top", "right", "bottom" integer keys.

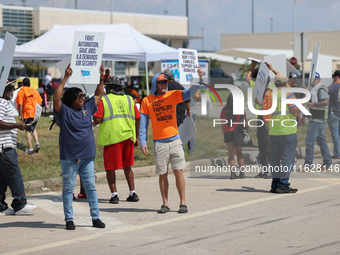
[{"left": 4, "top": 181, "right": 340, "bottom": 255}]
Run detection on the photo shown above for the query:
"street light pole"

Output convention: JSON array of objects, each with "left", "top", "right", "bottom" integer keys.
[
  {"left": 270, "top": 18, "right": 273, "bottom": 33},
  {"left": 251, "top": 0, "right": 254, "bottom": 33},
  {"left": 201, "top": 28, "right": 204, "bottom": 52},
  {"left": 75, "top": 0, "right": 77, "bottom": 9},
  {"left": 186, "top": 0, "right": 189, "bottom": 47},
  {"left": 111, "top": 0, "right": 113, "bottom": 24},
  {"left": 293, "top": 0, "right": 296, "bottom": 47}
]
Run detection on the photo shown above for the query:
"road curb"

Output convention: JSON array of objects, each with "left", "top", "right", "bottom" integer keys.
[{"left": 23, "top": 143, "right": 334, "bottom": 193}]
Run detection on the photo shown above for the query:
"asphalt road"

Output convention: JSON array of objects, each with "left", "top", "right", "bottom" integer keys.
[{"left": 2, "top": 155, "right": 340, "bottom": 255}]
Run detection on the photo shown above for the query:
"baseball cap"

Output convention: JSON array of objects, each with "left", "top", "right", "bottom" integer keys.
[
  {"left": 315, "top": 72, "right": 320, "bottom": 78},
  {"left": 104, "top": 76, "right": 122, "bottom": 86},
  {"left": 157, "top": 74, "right": 168, "bottom": 82},
  {"left": 274, "top": 73, "right": 288, "bottom": 84},
  {"left": 164, "top": 69, "right": 174, "bottom": 80}
]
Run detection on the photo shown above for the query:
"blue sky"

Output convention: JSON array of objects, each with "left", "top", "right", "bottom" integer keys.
[{"left": 1, "top": 0, "right": 339, "bottom": 51}]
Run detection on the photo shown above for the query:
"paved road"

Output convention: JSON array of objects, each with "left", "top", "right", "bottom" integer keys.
[{"left": 2, "top": 156, "right": 340, "bottom": 255}]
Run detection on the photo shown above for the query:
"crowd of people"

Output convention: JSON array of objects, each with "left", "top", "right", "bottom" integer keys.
[
  {"left": 1, "top": 60, "right": 339, "bottom": 230},
  {"left": 221, "top": 60, "right": 340, "bottom": 194}
]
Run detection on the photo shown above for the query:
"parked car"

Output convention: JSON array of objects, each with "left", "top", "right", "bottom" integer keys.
[{"left": 210, "top": 68, "right": 234, "bottom": 88}]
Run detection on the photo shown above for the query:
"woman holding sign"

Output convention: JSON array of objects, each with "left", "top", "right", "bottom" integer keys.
[{"left": 53, "top": 64, "right": 105, "bottom": 230}]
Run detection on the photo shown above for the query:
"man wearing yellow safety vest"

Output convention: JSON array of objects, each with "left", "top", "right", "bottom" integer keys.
[
  {"left": 93, "top": 76, "right": 140, "bottom": 204},
  {"left": 246, "top": 60, "right": 278, "bottom": 179},
  {"left": 262, "top": 73, "right": 301, "bottom": 194},
  {"left": 300, "top": 72, "right": 332, "bottom": 171}
]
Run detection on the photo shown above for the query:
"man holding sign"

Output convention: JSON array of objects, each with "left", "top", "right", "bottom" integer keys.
[{"left": 139, "top": 66, "right": 203, "bottom": 214}]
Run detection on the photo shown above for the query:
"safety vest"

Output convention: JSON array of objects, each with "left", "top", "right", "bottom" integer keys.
[
  {"left": 269, "top": 89, "right": 297, "bottom": 136},
  {"left": 309, "top": 86, "right": 328, "bottom": 120},
  {"left": 98, "top": 94, "right": 136, "bottom": 146}
]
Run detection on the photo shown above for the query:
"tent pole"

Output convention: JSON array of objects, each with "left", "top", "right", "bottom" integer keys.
[{"left": 145, "top": 61, "right": 149, "bottom": 95}]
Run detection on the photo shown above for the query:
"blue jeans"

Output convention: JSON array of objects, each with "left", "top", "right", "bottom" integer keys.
[
  {"left": 304, "top": 121, "right": 332, "bottom": 167},
  {"left": 327, "top": 114, "right": 340, "bottom": 157},
  {"left": 0, "top": 148, "right": 27, "bottom": 212},
  {"left": 60, "top": 158, "right": 99, "bottom": 222},
  {"left": 188, "top": 114, "right": 197, "bottom": 153},
  {"left": 270, "top": 134, "right": 297, "bottom": 189}
]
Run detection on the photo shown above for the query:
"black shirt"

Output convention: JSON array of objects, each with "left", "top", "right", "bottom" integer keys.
[{"left": 167, "top": 81, "right": 190, "bottom": 127}]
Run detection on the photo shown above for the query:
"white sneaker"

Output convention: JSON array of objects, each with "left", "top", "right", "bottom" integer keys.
[
  {"left": 15, "top": 204, "right": 37, "bottom": 215},
  {"left": 0, "top": 208, "right": 15, "bottom": 215}
]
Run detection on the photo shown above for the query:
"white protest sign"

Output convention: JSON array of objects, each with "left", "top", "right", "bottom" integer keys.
[
  {"left": 161, "top": 59, "right": 209, "bottom": 89},
  {"left": 307, "top": 42, "right": 321, "bottom": 89},
  {"left": 316, "top": 57, "right": 332, "bottom": 86},
  {"left": 178, "top": 48, "right": 198, "bottom": 85},
  {"left": 286, "top": 61, "right": 301, "bottom": 78},
  {"left": 69, "top": 31, "right": 105, "bottom": 85},
  {"left": 56, "top": 56, "right": 97, "bottom": 95},
  {"left": 0, "top": 32, "right": 17, "bottom": 95},
  {"left": 253, "top": 61, "right": 270, "bottom": 103},
  {"left": 264, "top": 54, "right": 287, "bottom": 79},
  {"left": 248, "top": 57, "right": 263, "bottom": 64}
]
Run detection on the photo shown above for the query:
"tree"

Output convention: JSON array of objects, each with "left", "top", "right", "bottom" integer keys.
[{"left": 239, "top": 61, "right": 252, "bottom": 78}]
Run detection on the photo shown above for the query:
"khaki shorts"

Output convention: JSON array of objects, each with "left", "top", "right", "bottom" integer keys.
[{"left": 153, "top": 138, "right": 187, "bottom": 175}]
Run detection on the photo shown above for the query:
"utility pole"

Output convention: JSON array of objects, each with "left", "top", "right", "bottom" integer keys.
[
  {"left": 111, "top": 0, "right": 113, "bottom": 24},
  {"left": 293, "top": 0, "right": 296, "bottom": 48},
  {"left": 251, "top": 0, "right": 254, "bottom": 33},
  {"left": 164, "top": 10, "right": 168, "bottom": 15},
  {"left": 75, "top": 0, "right": 78, "bottom": 9},
  {"left": 201, "top": 28, "right": 204, "bottom": 51},
  {"left": 270, "top": 18, "right": 273, "bottom": 33},
  {"left": 21, "top": 0, "right": 27, "bottom": 6},
  {"left": 186, "top": 0, "right": 189, "bottom": 47}
]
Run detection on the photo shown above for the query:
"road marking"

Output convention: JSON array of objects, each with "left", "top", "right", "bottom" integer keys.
[{"left": 4, "top": 182, "right": 339, "bottom": 255}]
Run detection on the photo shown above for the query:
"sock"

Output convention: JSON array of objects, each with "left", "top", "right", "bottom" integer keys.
[
  {"left": 35, "top": 142, "right": 40, "bottom": 146},
  {"left": 112, "top": 192, "right": 118, "bottom": 197},
  {"left": 29, "top": 149, "right": 33, "bottom": 152},
  {"left": 129, "top": 190, "right": 135, "bottom": 197}
]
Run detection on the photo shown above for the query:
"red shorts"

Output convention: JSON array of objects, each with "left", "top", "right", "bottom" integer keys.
[{"left": 104, "top": 139, "right": 134, "bottom": 171}]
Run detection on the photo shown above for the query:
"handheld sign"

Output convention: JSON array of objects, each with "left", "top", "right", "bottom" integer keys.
[
  {"left": 253, "top": 61, "right": 270, "bottom": 104},
  {"left": 308, "top": 42, "right": 321, "bottom": 89},
  {"left": 69, "top": 31, "right": 105, "bottom": 85},
  {"left": 178, "top": 48, "right": 198, "bottom": 85},
  {"left": 0, "top": 32, "right": 17, "bottom": 94},
  {"left": 264, "top": 54, "right": 287, "bottom": 79},
  {"left": 286, "top": 61, "right": 301, "bottom": 78}
]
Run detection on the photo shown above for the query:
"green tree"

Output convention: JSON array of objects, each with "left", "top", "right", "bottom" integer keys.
[{"left": 239, "top": 61, "right": 252, "bottom": 78}]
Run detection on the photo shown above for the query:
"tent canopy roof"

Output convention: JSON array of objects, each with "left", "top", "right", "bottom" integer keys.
[{"left": 14, "top": 23, "right": 178, "bottom": 62}]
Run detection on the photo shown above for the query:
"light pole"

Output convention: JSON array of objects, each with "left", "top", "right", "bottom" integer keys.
[
  {"left": 270, "top": 18, "right": 273, "bottom": 33},
  {"left": 21, "top": 0, "right": 27, "bottom": 6},
  {"left": 251, "top": 0, "right": 254, "bottom": 33},
  {"left": 186, "top": 0, "right": 189, "bottom": 47},
  {"left": 111, "top": 0, "right": 113, "bottom": 24},
  {"left": 293, "top": 0, "right": 296, "bottom": 47},
  {"left": 201, "top": 28, "right": 204, "bottom": 51},
  {"left": 75, "top": 0, "right": 77, "bottom": 9},
  {"left": 164, "top": 10, "right": 168, "bottom": 15}
]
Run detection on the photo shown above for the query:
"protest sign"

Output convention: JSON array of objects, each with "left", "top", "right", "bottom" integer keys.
[
  {"left": 178, "top": 115, "right": 197, "bottom": 145},
  {"left": 178, "top": 48, "right": 199, "bottom": 85},
  {"left": 253, "top": 61, "right": 270, "bottom": 104},
  {"left": 316, "top": 57, "right": 332, "bottom": 86},
  {"left": 69, "top": 31, "right": 105, "bottom": 85},
  {"left": 248, "top": 57, "right": 263, "bottom": 64},
  {"left": 286, "top": 61, "right": 301, "bottom": 78},
  {"left": 308, "top": 42, "right": 321, "bottom": 89},
  {"left": 57, "top": 56, "right": 97, "bottom": 95},
  {"left": 0, "top": 32, "right": 17, "bottom": 94},
  {"left": 161, "top": 59, "right": 209, "bottom": 88},
  {"left": 264, "top": 54, "right": 287, "bottom": 79}
]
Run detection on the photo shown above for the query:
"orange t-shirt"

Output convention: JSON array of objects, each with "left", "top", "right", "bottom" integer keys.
[
  {"left": 140, "top": 90, "right": 183, "bottom": 140},
  {"left": 16, "top": 86, "right": 43, "bottom": 119}
]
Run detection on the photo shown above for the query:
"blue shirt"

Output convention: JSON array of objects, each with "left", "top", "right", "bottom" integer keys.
[
  {"left": 328, "top": 82, "right": 340, "bottom": 117},
  {"left": 54, "top": 97, "right": 97, "bottom": 160}
]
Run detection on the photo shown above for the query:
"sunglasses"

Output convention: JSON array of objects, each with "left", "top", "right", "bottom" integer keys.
[
  {"left": 77, "top": 94, "right": 86, "bottom": 99},
  {"left": 157, "top": 81, "right": 167, "bottom": 85}
]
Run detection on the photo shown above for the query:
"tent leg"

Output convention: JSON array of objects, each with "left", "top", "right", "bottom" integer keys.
[{"left": 145, "top": 61, "right": 149, "bottom": 95}]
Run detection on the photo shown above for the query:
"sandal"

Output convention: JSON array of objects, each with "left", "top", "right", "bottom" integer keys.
[
  {"left": 178, "top": 204, "right": 188, "bottom": 213},
  {"left": 158, "top": 205, "right": 170, "bottom": 214}
]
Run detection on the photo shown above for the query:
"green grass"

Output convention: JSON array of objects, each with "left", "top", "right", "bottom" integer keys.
[{"left": 16, "top": 114, "right": 333, "bottom": 182}]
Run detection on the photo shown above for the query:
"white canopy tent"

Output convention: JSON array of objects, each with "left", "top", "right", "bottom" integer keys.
[{"left": 14, "top": 23, "right": 179, "bottom": 94}]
